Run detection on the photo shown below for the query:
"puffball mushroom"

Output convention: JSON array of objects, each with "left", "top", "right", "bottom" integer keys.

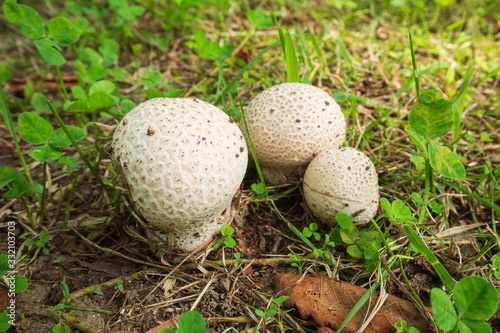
[
  {"left": 303, "top": 147, "right": 379, "bottom": 226},
  {"left": 110, "top": 98, "right": 248, "bottom": 252},
  {"left": 242, "top": 83, "right": 346, "bottom": 184}
]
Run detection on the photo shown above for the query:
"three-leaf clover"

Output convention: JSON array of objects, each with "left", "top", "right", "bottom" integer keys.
[
  {"left": 18, "top": 112, "right": 86, "bottom": 163},
  {"left": 25, "top": 231, "right": 51, "bottom": 255},
  {"left": 431, "top": 276, "right": 498, "bottom": 333},
  {"left": 3, "top": 0, "right": 81, "bottom": 65}
]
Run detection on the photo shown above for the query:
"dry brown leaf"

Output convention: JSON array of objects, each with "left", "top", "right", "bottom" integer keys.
[{"left": 273, "top": 273, "right": 433, "bottom": 333}]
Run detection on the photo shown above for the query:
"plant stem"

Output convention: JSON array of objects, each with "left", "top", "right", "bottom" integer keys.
[
  {"left": 408, "top": 19, "right": 420, "bottom": 97},
  {"left": 90, "top": 110, "right": 103, "bottom": 161},
  {"left": 418, "top": 156, "right": 433, "bottom": 224},
  {"left": 54, "top": 65, "right": 70, "bottom": 101},
  {"left": 39, "top": 161, "right": 47, "bottom": 225},
  {"left": 0, "top": 87, "right": 37, "bottom": 187},
  {"left": 47, "top": 100, "right": 114, "bottom": 200},
  {"left": 63, "top": 165, "right": 82, "bottom": 229},
  {"left": 371, "top": 218, "right": 395, "bottom": 257},
  {"left": 20, "top": 196, "right": 37, "bottom": 229}
]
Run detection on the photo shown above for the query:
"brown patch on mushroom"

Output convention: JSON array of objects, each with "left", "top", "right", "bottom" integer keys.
[{"left": 351, "top": 209, "right": 366, "bottom": 218}]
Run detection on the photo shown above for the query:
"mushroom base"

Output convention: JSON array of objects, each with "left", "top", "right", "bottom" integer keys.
[
  {"left": 261, "top": 165, "right": 299, "bottom": 184},
  {"left": 144, "top": 227, "right": 214, "bottom": 258},
  {"left": 130, "top": 204, "right": 233, "bottom": 256}
]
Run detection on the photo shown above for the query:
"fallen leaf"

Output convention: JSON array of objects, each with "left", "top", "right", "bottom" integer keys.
[{"left": 273, "top": 273, "right": 432, "bottom": 333}]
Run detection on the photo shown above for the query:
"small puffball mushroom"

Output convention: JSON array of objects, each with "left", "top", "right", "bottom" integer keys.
[
  {"left": 242, "top": 82, "right": 346, "bottom": 184},
  {"left": 303, "top": 147, "right": 379, "bottom": 226},
  {"left": 110, "top": 98, "right": 248, "bottom": 252}
]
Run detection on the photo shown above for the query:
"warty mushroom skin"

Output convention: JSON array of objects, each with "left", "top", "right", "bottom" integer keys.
[
  {"left": 110, "top": 98, "right": 248, "bottom": 252},
  {"left": 242, "top": 82, "right": 346, "bottom": 184},
  {"left": 303, "top": 147, "right": 379, "bottom": 226}
]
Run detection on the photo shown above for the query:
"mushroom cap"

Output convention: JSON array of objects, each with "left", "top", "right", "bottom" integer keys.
[
  {"left": 303, "top": 147, "right": 379, "bottom": 226},
  {"left": 110, "top": 98, "right": 248, "bottom": 251},
  {"left": 243, "top": 82, "right": 346, "bottom": 183}
]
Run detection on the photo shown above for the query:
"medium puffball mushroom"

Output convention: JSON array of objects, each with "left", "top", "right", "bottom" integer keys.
[
  {"left": 242, "top": 82, "right": 346, "bottom": 184},
  {"left": 110, "top": 98, "right": 247, "bottom": 252},
  {"left": 303, "top": 147, "right": 379, "bottom": 226}
]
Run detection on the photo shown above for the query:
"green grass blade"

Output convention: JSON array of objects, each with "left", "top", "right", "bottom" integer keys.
[
  {"left": 403, "top": 225, "right": 456, "bottom": 293},
  {"left": 454, "top": 65, "right": 473, "bottom": 107},
  {"left": 283, "top": 27, "right": 299, "bottom": 83},
  {"left": 336, "top": 281, "right": 382, "bottom": 333},
  {"left": 336, "top": 38, "right": 352, "bottom": 65},
  {"left": 272, "top": 12, "right": 286, "bottom": 61},
  {"left": 336, "top": 38, "right": 353, "bottom": 77},
  {"left": 462, "top": 238, "right": 495, "bottom": 269},
  {"left": 336, "top": 262, "right": 395, "bottom": 333},
  {"left": 394, "top": 72, "right": 415, "bottom": 100},
  {"left": 408, "top": 19, "right": 420, "bottom": 97},
  {"left": 452, "top": 66, "right": 473, "bottom": 142},
  {"left": 442, "top": 180, "right": 500, "bottom": 213},
  {"left": 307, "top": 24, "right": 324, "bottom": 68}
]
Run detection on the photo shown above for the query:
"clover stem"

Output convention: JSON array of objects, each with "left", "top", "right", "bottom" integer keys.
[
  {"left": 418, "top": 154, "right": 433, "bottom": 225},
  {"left": 47, "top": 100, "right": 114, "bottom": 200},
  {"left": 90, "top": 109, "right": 103, "bottom": 161},
  {"left": 63, "top": 165, "right": 82, "bottom": 229},
  {"left": 371, "top": 218, "right": 395, "bottom": 257},
  {"left": 54, "top": 65, "right": 84, "bottom": 129},
  {"left": 39, "top": 161, "right": 48, "bottom": 225},
  {"left": 20, "top": 196, "right": 37, "bottom": 229},
  {"left": 54, "top": 65, "right": 70, "bottom": 101}
]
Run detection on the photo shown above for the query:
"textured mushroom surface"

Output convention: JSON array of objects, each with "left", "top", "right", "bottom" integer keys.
[
  {"left": 110, "top": 98, "right": 248, "bottom": 251},
  {"left": 303, "top": 147, "right": 379, "bottom": 226},
  {"left": 243, "top": 82, "right": 346, "bottom": 183}
]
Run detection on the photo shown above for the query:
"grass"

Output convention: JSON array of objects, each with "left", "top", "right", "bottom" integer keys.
[{"left": 0, "top": 0, "right": 499, "bottom": 332}]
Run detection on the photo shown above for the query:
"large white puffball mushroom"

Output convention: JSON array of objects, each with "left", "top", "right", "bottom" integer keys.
[
  {"left": 110, "top": 98, "right": 248, "bottom": 252},
  {"left": 303, "top": 147, "right": 379, "bottom": 226},
  {"left": 243, "top": 83, "right": 346, "bottom": 184}
]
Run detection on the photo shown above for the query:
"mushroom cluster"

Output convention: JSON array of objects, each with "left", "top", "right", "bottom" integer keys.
[
  {"left": 110, "top": 83, "right": 379, "bottom": 254},
  {"left": 242, "top": 82, "right": 379, "bottom": 225},
  {"left": 110, "top": 98, "right": 247, "bottom": 252}
]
